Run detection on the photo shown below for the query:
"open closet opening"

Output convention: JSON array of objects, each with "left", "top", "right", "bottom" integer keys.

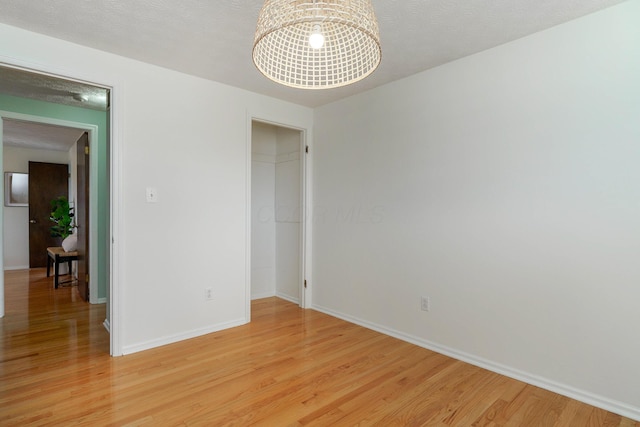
[{"left": 250, "top": 121, "right": 304, "bottom": 305}]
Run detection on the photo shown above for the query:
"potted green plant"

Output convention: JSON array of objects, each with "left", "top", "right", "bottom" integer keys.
[{"left": 50, "top": 196, "right": 75, "bottom": 239}]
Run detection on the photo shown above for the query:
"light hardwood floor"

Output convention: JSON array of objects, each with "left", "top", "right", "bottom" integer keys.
[{"left": 1, "top": 269, "right": 638, "bottom": 426}]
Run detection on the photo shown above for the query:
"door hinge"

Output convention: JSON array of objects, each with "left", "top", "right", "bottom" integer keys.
[
  {"left": 305, "top": 145, "right": 309, "bottom": 154},
  {"left": 85, "top": 145, "right": 90, "bottom": 155},
  {"left": 86, "top": 274, "right": 90, "bottom": 284},
  {"left": 304, "top": 279, "right": 307, "bottom": 289}
]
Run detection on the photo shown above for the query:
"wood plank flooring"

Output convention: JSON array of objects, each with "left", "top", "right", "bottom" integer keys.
[{"left": 1, "top": 268, "right": 638, "bottom": 426}]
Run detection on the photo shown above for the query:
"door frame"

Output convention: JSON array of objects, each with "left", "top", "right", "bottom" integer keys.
[
  {"left": 1, "top": 113, "right": 98, "bottom": 295},
  {"left": 0, "top": 59, "right": 123, "bottom": 356},
  {"left": 246, "top": 115, "right": 313, "bottom": 317}
]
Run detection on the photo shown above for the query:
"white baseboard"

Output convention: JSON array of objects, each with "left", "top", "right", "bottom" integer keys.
[
  {"left": 275, "top": 292, "right": 299, "bottom": 305},
  {"left": 4, "top": 265, "right": 29, "bottom": 271},
  {"left": 311, "top": 303, "right": 640, "bottom": 422},
  {"left": 122, "top": 317, "right": 248, "bottom": 355},
  {"left": 251, "top": 290, "right": 275, "bottom": 300},
  {"left": 251, "top": 292, "right": 300, "bottom": 304}
]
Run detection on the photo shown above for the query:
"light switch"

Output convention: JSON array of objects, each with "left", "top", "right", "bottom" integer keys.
[{"left": 146, "top": 187, "right": 158, "bottom": 203}]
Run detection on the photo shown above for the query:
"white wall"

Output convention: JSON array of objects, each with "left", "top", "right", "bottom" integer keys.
[
  {"left": 2, "top": 146, "right": 70, "bottom": 269},
  {"left": 251, "top": 122, "right": 277, "bottom": 299},
  {"left": 0, "top": 22, "right": 313, "bottom": 353},
  {"left": 313, "top": 1, "right": 640, "bottom": 420},
  {"left": 275, "top": 127, "right": 301, "bottom": 302}
]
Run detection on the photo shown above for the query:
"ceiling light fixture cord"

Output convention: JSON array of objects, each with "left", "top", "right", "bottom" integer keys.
[{"left": 253, "top": 0, "right": 381, "bottom": 90}]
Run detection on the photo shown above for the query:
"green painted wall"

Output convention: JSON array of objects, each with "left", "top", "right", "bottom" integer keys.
[{"left": 0, "top": 93, "right": 108, "bottom": 300}]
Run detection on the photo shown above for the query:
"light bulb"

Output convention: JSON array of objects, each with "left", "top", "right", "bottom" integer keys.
[{"left": 309, "top": 24, "right": 325, "bottom": 49}]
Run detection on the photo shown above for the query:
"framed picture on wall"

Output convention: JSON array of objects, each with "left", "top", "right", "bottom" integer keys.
[{"left": 4, "top": 172, "right": 28, "bottom": 207}]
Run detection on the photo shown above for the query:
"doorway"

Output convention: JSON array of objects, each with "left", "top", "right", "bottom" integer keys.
[
  {"left": 1, "top": 113, "right": 100, "bottom": 293},
  {"left": 0, "top": 62, "right": 119, "bottom": 355},
  {"left": 250, "top": 121, "right": 306, "bottom": 306}
]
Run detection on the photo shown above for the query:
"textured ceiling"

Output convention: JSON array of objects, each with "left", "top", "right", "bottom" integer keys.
[
  {"left": 0, "top": 66, "right": 109, "bottom": 111},
  {"left": 0, "top": 67, "right": 107, "bottom": 153},
  {"left": 0, "top": 0, "right": 629, "bottom": 108},
  {"left": 3, "top": 118, "right": 85, "bottom": 152}
]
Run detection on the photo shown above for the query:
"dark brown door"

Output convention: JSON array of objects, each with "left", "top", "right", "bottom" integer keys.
[
  {"left": 76, "top": 132, "right": 89, "bottom": 301},
  {"left": 28, "top": 162, "right": 69, "bottom": 268}
]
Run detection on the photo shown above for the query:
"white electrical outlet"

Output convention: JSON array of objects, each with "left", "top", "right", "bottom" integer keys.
[
  {"left": 205, "top": 288, "right": 213, "bottom": 300},
  {"left": 421, "top": 296, "right": 430, "bottom": 312}
]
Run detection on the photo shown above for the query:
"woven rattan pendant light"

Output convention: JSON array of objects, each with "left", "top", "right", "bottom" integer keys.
[{"left": 253, "top": 0, "right": 381, "bottom": 89}]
